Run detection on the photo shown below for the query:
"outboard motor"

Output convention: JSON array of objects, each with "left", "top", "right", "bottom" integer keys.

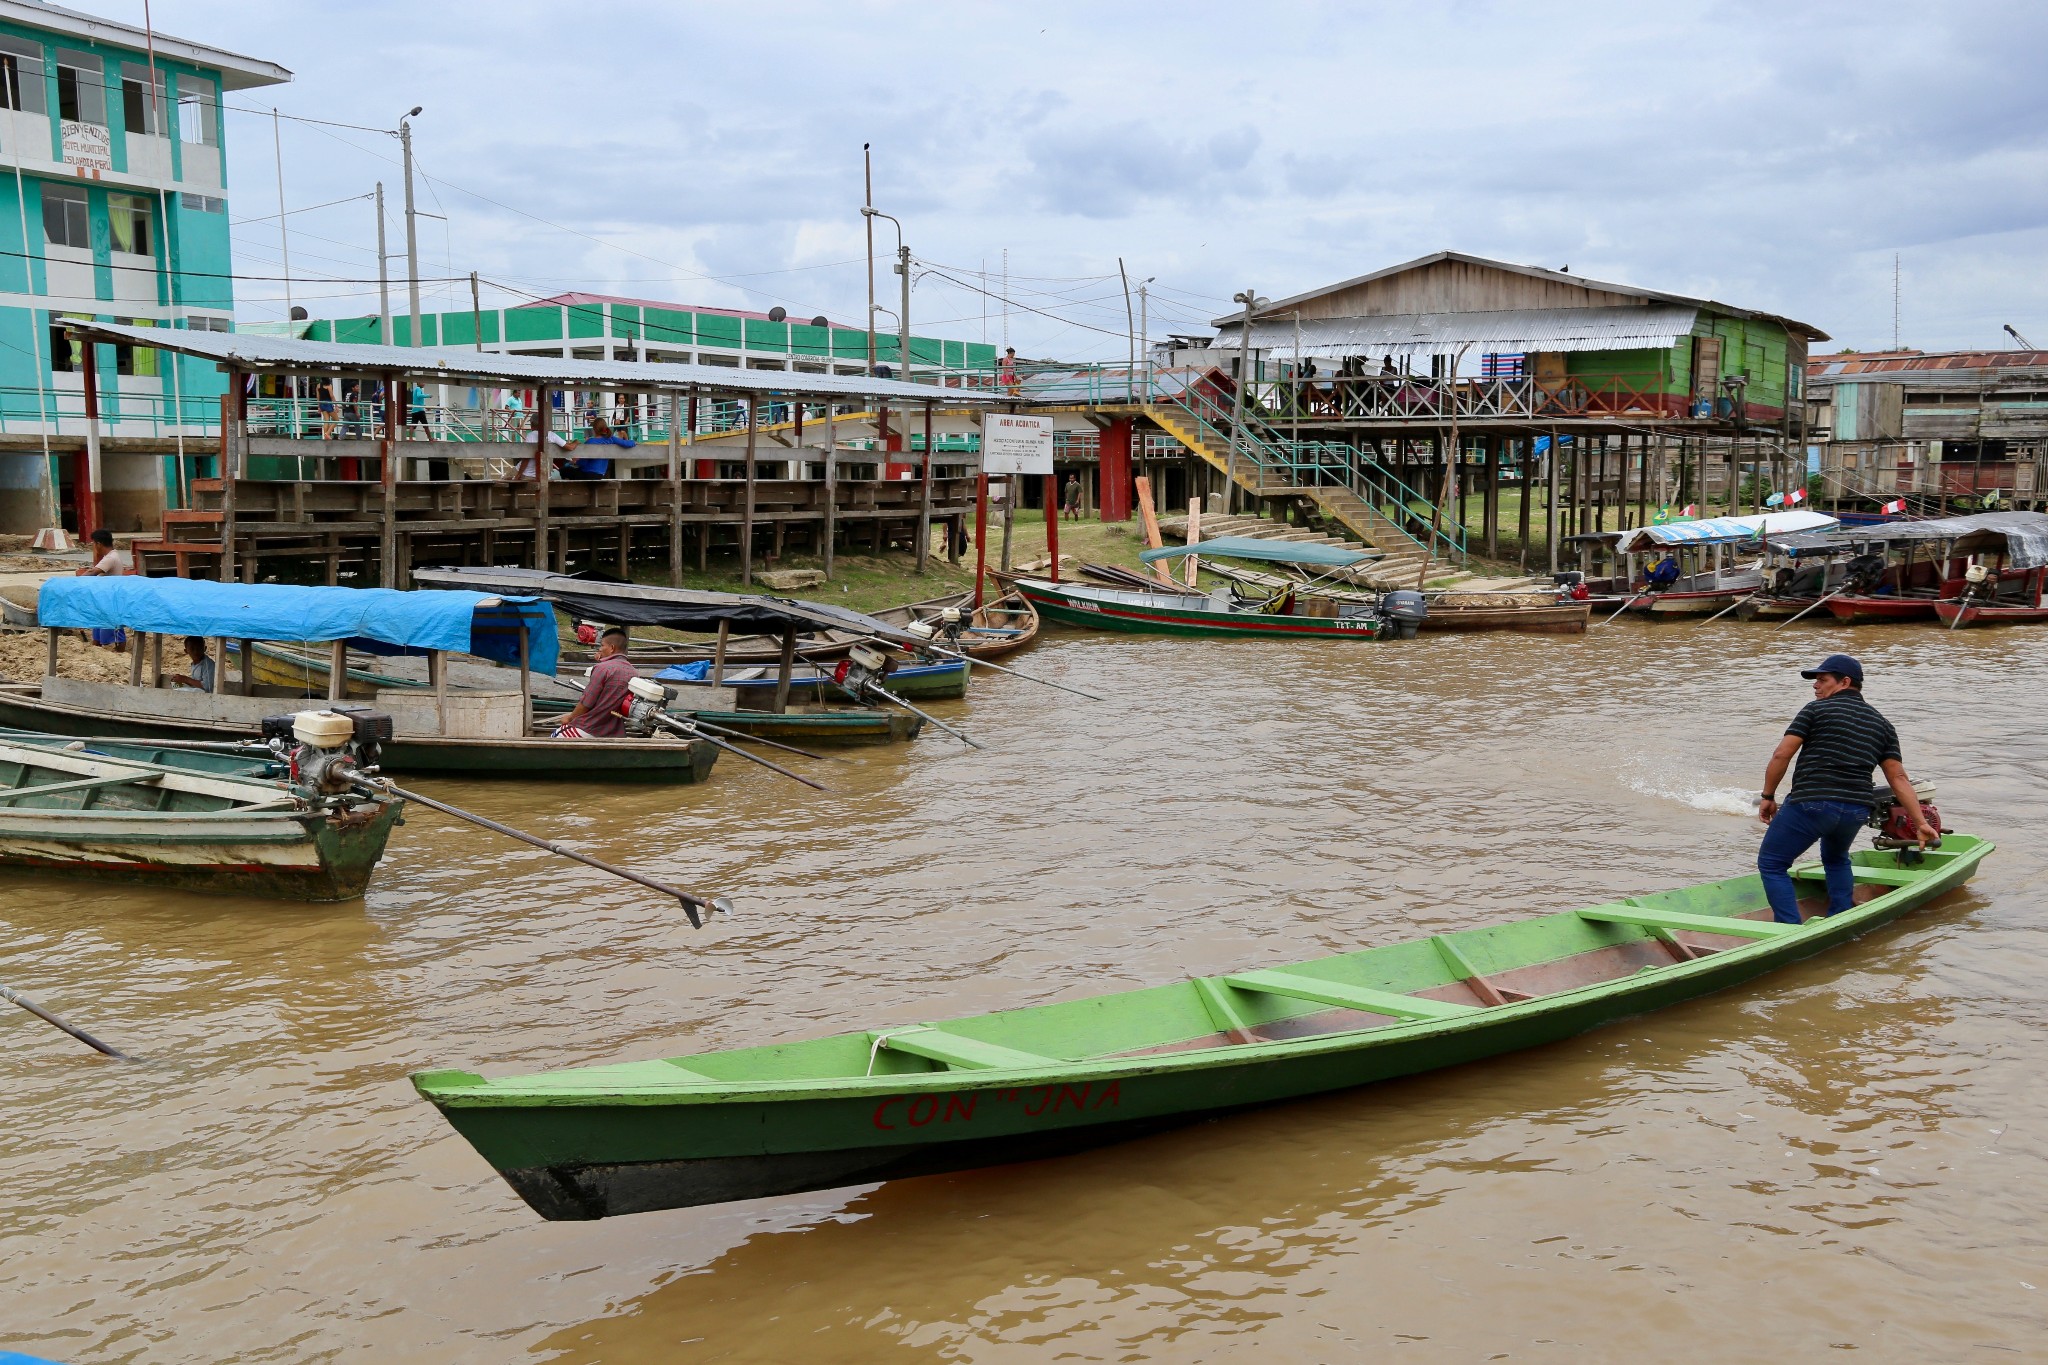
[
  {"left": 262, "top": 708, "right": 391, "bottom": 799},
  {"left": 1843, "top": 553, "right": 1887, "bottom": 594},
  {"left": 1867, "top": 779, "right": 1946, "bottom": 854},
  {"left": 1378, "top": 589, "right": 1428, "bottom": 640},
  {"left": 1960, "top": 562, "right": 1993, "bottom": 605},
  {"left": 621, "top": 676, "right": 675, "bottom": 738},
  {"left": 832, "top": 641, "right": 895, "bottom": 696}
]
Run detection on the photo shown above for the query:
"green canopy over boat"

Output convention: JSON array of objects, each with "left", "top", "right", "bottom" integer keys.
[
  {"left": 416, "top": 834, "right": 1993, "bottom": 1220},
  {"left": 1139, "top": 536, "right": 1378, "bottom": 568}
]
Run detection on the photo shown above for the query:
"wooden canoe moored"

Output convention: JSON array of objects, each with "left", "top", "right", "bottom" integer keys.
[
  {"left": 414, "top": 835, "right": 1994, "bottom": 1219},
  {"left": 0, "top": 734, "right": 402, "bottom": 901}
]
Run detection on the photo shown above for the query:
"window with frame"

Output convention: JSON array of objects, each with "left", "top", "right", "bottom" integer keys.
[
  {"left": 178, "top": 192, "right": 225, "bottom": 213},
  {"left": 48, "top": 311, "right": 91, "bottom": 373},
  {"left": 0, "top": 36, "right": 44, "bottom": 115},
  {"left": 113, "top": 316, "right": 158, "bottom": 377},
  {"left": 121, "top": 65, "right": 164, "bottom": 137},
  {"left": 186, "top": 315, "right": 231, "bottom": 333},
  {"left": 41, "top": 182, "right": 89, "bottom": 249},
  {"left": 176, "top": 85, "right": 216, "bottom": 146},
  {"left": 108, "top": 193, "right": 152, "bottom": 256},
  {"left": 54, "top": 51, "right": 103, "bottom": 126}
]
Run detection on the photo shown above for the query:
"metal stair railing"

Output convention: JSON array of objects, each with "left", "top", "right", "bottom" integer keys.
[{"left": 1155, "top": 381, "right": 1466, "bottom": 563}]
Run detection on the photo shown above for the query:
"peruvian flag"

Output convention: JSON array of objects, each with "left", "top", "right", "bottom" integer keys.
[
  {"left": 1680, "top": 504, "right": 1697, "bottom": 517},
  {"left": 1786, "top": 488, "right": 1807, "bottom": 504},
  {"left": 1882, "top": 498, "right": 1906, "bottom": 514}
]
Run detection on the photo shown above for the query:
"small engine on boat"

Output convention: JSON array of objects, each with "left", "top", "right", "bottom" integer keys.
[
  {"left": 620, "top": 676, "right": 675, "bottom": 738},
  {"left": 1844, "top": 553, "right": 1887, "bottom": 594},
  {"left": 1959, "top": 563, "right": 1995, "bottom": 604},
  {"left": 832, "top": 641, "right": 894, "bottom": 696},
  {"left": 262, "top": 708, "right": 392, "bottom": 798},
  {"left": 1868, "top": 779, "right": 1947, "bottom": 852},
  {"left": 1377, "top": 589, "right": 1428, "bottom": 640}
]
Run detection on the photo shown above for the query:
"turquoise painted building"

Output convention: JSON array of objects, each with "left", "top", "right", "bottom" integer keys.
[{"left": 0, "top": 1, "right": 287, "bottom": 533}]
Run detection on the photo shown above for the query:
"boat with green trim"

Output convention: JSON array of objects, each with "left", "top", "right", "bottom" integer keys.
[
  {"left": 0, "top": 732, "right": 401, "bottom": 900},
  {"left": 14, "top": 578, "right": 720, "bottom": 783},
  {"left": 1016, "top": 577, "right": 1396, "bottom": 639},
  {"left": 415, "top": 834, "right": 1992, "bottom": 1219},
  {"left": 656, "top": 657, "right": 969, "bottom": 702}
]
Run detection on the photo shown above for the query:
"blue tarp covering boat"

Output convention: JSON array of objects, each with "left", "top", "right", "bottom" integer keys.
[
  {"left": 1139, "top": 536, "right": 1378, "bottom": 568},
  {"left": 37, "top": 578, "right": 559, "bottom": 676}
]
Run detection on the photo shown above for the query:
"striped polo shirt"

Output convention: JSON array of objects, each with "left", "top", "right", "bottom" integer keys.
[{"left": 1784, "top": 691, "right": 1903, "bottom": 807}]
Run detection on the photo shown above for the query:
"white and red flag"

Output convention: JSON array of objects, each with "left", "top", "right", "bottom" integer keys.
[
  {"left": 1786, "top": 488, "right": 1807, "bottom": 504},
  {"left": 1882, "top": 498, "right": 1906, "bottom": 514}
]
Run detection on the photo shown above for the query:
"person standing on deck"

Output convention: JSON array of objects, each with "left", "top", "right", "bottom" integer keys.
[
  {"left": 553, "top": 628, "right": 634, "bottom": 738},
  {"left": 1062, "top": 473, "right": 1082, "bottom": 521},
  {"left": 1756, "top": 654, "right": 1937, "bottom": 924},
  {"left": 75, "top": 529, "right": 133, "bottom": 650}
]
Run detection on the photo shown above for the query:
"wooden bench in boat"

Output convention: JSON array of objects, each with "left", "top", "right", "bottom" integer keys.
[
  {"left": 0, "top": 771, "right": 161, "bottom": 804},
  {"left": 1222, "top": 969, "right": 1481, "bottom": 1021},
  {"left": 1788, "top": 863, "right": 1923, "bottom": 888},
  {"left": 873, "top": 1025, "right": 1056, "bottom": 1071},
  {"left": 1577, "top": 904, "right": 1795, "bottom": 940}
]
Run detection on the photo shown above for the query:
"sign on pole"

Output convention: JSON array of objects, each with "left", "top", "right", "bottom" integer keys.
[{"left": 980, "top": 413, "right": 1053, "bottom": 475}]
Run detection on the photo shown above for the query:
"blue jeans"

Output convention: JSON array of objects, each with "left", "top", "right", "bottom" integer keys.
[{"left": 1758, "top": 800, "right": 1869, "bottom": 924}]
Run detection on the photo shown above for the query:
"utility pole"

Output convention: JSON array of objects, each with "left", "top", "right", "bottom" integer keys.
[
  {"left": 896, "top": 239, "right": 911, "bottom": 382},
  {"left": 374, "top": 182, "right": 390, "bottom": 345},
  {"left": 1228, "top": 287, "right": 1261, "bottom": 515},
  {"left": 469, "top": 271, "right": 484, "bottom": 352},
  {"left": 271, "top": 109, "right": 292, "bottom": 326},
  {"left": 1138, "top": 282, "right": 1149, "bottom": 394},
  {"left": 1119, "top": 257, "right": 1134, "bottom": 402},
  {"left": 863, "top": 143, "right": 875, "bottom": 377},
  {"left": 400, "top": 107, "right": 422, "bottom": 347}
]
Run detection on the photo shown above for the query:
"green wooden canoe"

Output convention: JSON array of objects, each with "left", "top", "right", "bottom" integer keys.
[{"left": 415, "top": 835, "right": 1993, "bottom": 1219}]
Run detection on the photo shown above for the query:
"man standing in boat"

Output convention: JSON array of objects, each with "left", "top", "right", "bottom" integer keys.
[
  {"left": 553, "top": 627, "right": 634, "bottom": 739},
  {"left": 1757, "top": 654, "right": 1937, "bottom": 924}
]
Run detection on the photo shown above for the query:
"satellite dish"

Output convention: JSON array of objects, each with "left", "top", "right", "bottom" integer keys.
[
  {"left": 768, "top": 306, "right": 787, "bottom": 322},
  {"left": 810, "top": 315, "right": 829, "bottom": 328},
  {"left": 289, "top": 306, "right": 308, "bottom": 321}
]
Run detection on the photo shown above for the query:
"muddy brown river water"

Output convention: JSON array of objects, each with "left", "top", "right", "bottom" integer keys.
[{"left": 3, "top": 619, "right": 2045, "bottom": 1362}]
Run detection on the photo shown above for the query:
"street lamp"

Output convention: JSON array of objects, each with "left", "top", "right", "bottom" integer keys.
[
  {"left": 861, "top": 206, "right": 910, "bottom": 381},
  {"left": 398, "top": 106, "right": 423, "bottom": 347},
  {"left": 1228, "top": 288, "right": 1267, "bottom": 512}
]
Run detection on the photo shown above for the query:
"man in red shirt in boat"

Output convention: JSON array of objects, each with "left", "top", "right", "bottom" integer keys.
[{"left": 553, "top": 627, "right": 634, "bottom": 738}]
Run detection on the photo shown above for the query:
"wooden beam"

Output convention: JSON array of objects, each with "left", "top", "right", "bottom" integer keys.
[
  {"left": 1190, "top": 976, "right": 1259, "bottom": 1045},
  {"left": 1222, "top": 969, "right": 1480, "bottom": 1021},
  {"left": 0, "top": 771, "right": 162, "bottom": 804},
  {"left": 1577, "top": 905, "right": 1795, "bottom": 939},
  {"left": 874, "top": 1026, "right": 1052, "bottom": 1071}
]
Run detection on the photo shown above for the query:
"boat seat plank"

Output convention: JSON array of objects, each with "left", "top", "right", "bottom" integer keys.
[
  {"left": 1222, "top": 969, "right": 1481, "bottom": 1021},
  {"left": 1190, "top": 976, "right": 1258, "bottom": 1044},
  {"left": 1789, "top": 864, "right": 1921, "bottom": 888},
  {"left": 1579, "top": 905, "right": 1795, "bottom": 940},
  {"left": 877, "top": 1026, "right": 1055, "bottom": 1071},
  {"left": 0, "top": 771, "right": 162, "bottom": 805}
]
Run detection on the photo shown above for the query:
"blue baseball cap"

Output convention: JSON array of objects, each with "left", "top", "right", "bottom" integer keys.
[{"left": 1800, "top": 653, "right": 1863, "bottom": 683}]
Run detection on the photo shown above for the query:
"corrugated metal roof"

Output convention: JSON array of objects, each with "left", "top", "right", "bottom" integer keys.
[
  {"left": 1212, "top": 305, "right": 1699, "bottom": 359},
  {"left": 1808, "top": 350, "right": 2048, "bottom": 378},
  {"left": 64, "top": 322, "right": 999, "bottom": 405},
  {"left": 1212, "top": 250, "right": 1828, "bottom": 340}
]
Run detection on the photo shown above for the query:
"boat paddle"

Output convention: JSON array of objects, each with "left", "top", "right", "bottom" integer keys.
[
  {"left": 840, "top": 676, "right": 985, "bottom": 750},
  {"left": 1697, "top": 590, "right": 1763, "bottom": 626},
  {"left": 1592, "top": 590, "right": 1651, "bottom": 628},
  {"left": 676, "top": 713, "right": 848, "bottom": 764},
  {"left": 354, "top": 779, "right": 732, "bottom": 928},
  {"left": 555, "top": 677, "right": 830, "bottom": 792},
  {"left": 1, "top": 981, "right": 134, "bottom": 1061},
  {"left": 904, "top": 640, "right": 1103, "bottom": 702},
  {"left": 1774, "top": 583, "right": 1854, "bottom": 630}
]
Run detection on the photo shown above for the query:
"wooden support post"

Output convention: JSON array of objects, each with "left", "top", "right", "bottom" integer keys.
[
  {"left": 149, "top": 630, "right": 164, "bottom": 688},
  {"left": 1546, "top": 428, "right": 1560, "bottom": 574},
  {"left": 221, "top": 379, "right": 245, "bottom": 584},
  {"left": 44, "top": 627, "right": 57, "bottom": 678},
  {"left": 823, "top": 401, "right": 838, "bottom": 580},
  {"left": 128, "top": 634, "right": 144, "bottom": 686},
  {"left": 328, "top": 640, "right": 347, "bottom": 701},
  {"left": 772, "top": 623, "right": 796, "bottom": 715},
  {"left": 237, "top": 638, "right": 254, "bottom": 696},
  {"left": 77, "top": 330, "right": 102, "bottom": 539},
  {"left": 917, "top": 401, "right": 934, "bottom": 571},
  {"left": 973, "top": 471, "right": 989, "bottom": 607},
  {"left": 1483, "top": 434, "right": 1499, "bottom": 558},
  {"left": 532, "top": 386, "right": 553, "bottom": 570},
  {"left": 1045, "top": 471, "right": 1061, "bottom": 583},
  {"left": 742, "top": 397, "right": 757, "bottom": 587},
  {"left": 379, "top": 372, "right": 399, "bottom": 587},
  {"left": 713, "top": 618, "right": 729, "bottom": 686},
  {"left": 517, "top": 624, "right": 532, "bottom": 732},
  {"left": 431, "top": 649, "right": 448, "bottom": 735},
  {"left": 667, "top": 391, "right": 683, "bottom": 587}
]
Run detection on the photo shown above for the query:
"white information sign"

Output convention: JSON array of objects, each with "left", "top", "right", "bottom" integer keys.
[
  {"left": 61, "top": 121, "right": 111, "bottom": 172},
  {"left": 980, "top": 413, "right": 1054, "bottom": 475}
]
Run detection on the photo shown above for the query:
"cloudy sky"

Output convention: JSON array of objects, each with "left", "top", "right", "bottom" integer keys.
[{"left": 136, "top": 0, "right": 2048, "bottom": 358}]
